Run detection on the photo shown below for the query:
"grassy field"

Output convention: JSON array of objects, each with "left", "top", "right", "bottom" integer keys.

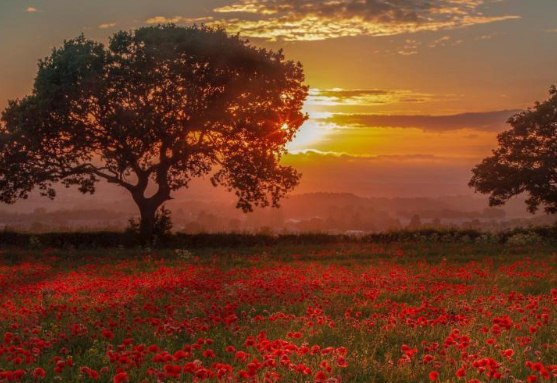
[{"left": 0, "top": 242, "right": 556, "bottom": 382}]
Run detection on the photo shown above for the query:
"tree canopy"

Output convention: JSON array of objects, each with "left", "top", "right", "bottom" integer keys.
[
  {"left": 469, "top": 86, "right": 557, "bottom": 214},
  {"left": 0, "top": 25, "right": 308, "bottom": 238}
]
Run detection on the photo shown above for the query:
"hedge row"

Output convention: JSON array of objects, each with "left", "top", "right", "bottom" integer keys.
[{"left": 0, "top": 226, "right": 555, "bottom": 249}]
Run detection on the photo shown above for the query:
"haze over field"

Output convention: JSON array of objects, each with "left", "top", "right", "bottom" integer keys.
[{"left": 1, "top": 0, "right": 557, "bottom": 229}]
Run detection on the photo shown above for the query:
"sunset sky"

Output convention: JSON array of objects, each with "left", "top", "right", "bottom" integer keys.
[{"left": 1, "top": 0, "right": 557, "bottom": 200}]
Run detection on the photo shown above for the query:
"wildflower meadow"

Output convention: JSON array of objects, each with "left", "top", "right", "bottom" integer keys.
[{"left": 0, "top": 242, "right": 556, "bottom": 382}]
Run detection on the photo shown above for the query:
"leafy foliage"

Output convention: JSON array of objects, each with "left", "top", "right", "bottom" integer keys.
[
  {"left": 0, "top": 25, "right": 308, "bottom": 238},
  {"left": 469, "top": 87, "right": 557, "bottom": 213}
]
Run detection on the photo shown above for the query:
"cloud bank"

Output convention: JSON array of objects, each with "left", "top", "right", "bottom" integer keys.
[
  {"left": 209, "top": 0, "right": 520, "bottom": 41},
  {"left": 324, "top": 110, "right": 520, "bottom": 132},
  {"left": 307, "top": 88, "right": 432, "bottom": 106}
]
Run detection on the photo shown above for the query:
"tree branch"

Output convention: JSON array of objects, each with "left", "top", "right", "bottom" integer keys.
[{"left": 80, "top": 163, "right": 135, "bottom": 191}]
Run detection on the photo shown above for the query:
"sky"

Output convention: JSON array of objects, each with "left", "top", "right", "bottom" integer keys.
[{"left": 1, "top": 0, "right": 557, "bottom": 201}]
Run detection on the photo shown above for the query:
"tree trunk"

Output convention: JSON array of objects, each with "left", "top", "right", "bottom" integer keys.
[
  {"left": 138, "top": 203, "right": 158, "bottom": 244},
  {"left": 131, "top": 174, "right": 171, "bottom": 245}
]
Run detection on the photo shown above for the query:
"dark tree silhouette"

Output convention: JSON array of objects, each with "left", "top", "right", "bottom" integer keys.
[
  {"left": 469, "top": 86, "right": 557, "bottom": 214},
  {"left": 0, "top": 25, "right": 308, "bottom": 240}
]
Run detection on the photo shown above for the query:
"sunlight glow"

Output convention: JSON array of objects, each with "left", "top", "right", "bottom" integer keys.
[{"left": 287, "top": 112, "right": 336, "bottom": 152}]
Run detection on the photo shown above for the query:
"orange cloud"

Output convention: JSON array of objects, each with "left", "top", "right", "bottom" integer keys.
[
  {"left": 307, "top": 88, "right": 432, "bottom": 106},
  {"left": 209, "top": 0, "right": 519, "bottom": 41},
  {"left": 324, "top": 110, "right": 519, "bottom": 132},
  {"left": 145, "top": 16, "right": 213, "bottom": 25},
  {"left": 98, "top": 22, "right": 117, "bottom": 29}
]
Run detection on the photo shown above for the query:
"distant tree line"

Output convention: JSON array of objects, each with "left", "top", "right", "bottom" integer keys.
[{"left": 0, "top": 226, "right": 555, "bottom": 249}]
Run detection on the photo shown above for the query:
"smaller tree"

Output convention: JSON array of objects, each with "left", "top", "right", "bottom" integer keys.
[{"left": 469, "top": 86, "right": 557, "bottom": 214}]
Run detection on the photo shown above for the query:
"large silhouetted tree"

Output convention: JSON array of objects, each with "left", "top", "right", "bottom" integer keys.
[
  {"left": 0, "top": 25, "right": 308, "bottom": 240},
  {"left": 469, "top": 86, "right": 557, "bottom": 214}
]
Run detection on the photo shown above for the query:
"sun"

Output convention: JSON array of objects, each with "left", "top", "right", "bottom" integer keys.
[{"left": 286, "top": 112, "right": 335, "bottom": 152}]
